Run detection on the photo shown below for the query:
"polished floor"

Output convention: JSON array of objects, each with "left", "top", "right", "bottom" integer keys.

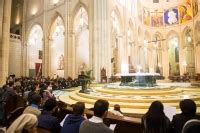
[{"left": 58, "top": 81, "right": 200, "bottom": 117}]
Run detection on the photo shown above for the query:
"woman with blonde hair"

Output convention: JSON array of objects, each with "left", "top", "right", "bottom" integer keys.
[{"left": 7, "top": 114, "right": 38, "bottom": 133}]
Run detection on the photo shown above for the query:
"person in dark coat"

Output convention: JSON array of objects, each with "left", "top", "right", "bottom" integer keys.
[
  {"left": 38, "top": 98, "right": 61, "bottom": 133},
  {"left": 142, "top": 101, "right": 171, "bottom": 133},
  {"left": 172, "top": 99, "right": 200, "bottom": 133},
  {"left": 61, "top": 102, "right": 86, "bottom": 133}
]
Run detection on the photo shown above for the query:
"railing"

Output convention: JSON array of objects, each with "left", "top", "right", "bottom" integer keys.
[{"left": 10, "top": 33, "right": 21, "bottom": 40}]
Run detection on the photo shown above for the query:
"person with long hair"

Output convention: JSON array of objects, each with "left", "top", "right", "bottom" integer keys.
[{"left": 142, "top": 101, "right": 171, "bottom": 133}]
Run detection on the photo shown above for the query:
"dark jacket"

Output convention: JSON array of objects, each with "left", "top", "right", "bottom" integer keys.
[
  {"left": 38, "top": 112, "right": 61, "bottom": 133},
  {"left": 172, "top": 113, "right": 200, "bottom": 133},
  {"left": 61, "top": 114, "right": 85, "bottom": 133}
]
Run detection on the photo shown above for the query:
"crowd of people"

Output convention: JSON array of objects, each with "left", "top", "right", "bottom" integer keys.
[{"left": 0, "top": 76, "right": 200, "bottom": 133}]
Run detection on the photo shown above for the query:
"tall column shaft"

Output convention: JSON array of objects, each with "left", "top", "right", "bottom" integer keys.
[
  {"left": 91, "top": 0, "right": 111, "bottom": 82},
  {"left": 0, "top": 0, "right": 12, "bottom": 85}
]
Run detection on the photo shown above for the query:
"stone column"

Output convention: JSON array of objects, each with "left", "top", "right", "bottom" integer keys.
[
  {"left": 162, "top": 45, "right": 169, "bottom": 79},
  {"left": 0, "top": 0, "right": 12, "bottom": 85},
  {"left": 21, "top": 0, "right": 27, "bottom": 76},
  {"left": 179, "top": 38, "right": 185, "bottom": 75},
  {"left": 89, "top": 0, "right": 111, "bottom": 82},
  {"left": 42, "top": 36, "right": 51, "bottom": 77},
  {"left": 64, "top": 0, "right": 75, "bottom": 79}
]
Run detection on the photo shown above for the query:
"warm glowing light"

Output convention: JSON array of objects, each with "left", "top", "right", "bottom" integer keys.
[
  {"left": 182, "top": 61, "right": 187, "bottom": 67},
  {"left": 31, "top": 8, "right": 38, "bottom": 16},
  {"left": 127, "top": 30, "right": 131, "bottom": 37},
  {"left": 183, "top": 95, "right": 189, "bottom": 99},
  {"left": 79, "top": 17, "right": 84, "bottom": 26},
  {"left": 16, "top": 18, "right": 20, "bottom": 25},
  {"left": 121, "top": 64, "right": 129, "bottom": 74},
  {"left": 53, "top": 0, "right": 59, "bottom": 5},
  {"left": 158, "top": 63, "right": 161, "bottom": 67},
  {"left": 187, "top": 36, "right": 192, "bottom": 43},
  {"left": 137, "top": 65, "right": 142, "bottom": 73},
  {"left": 144, "top": 40, "right": 148, "bottom": 44}
]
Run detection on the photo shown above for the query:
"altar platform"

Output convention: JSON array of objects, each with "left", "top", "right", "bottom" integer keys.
[
  {"left": 57, "top": 82, "right": 200, "bottom": 117},
  {"left": 115, "top": 73, "right": 160, "bottom": 87}
]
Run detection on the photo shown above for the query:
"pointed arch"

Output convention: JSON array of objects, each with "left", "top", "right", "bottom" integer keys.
[
  {"left": 72, "top": 2, "right": 89, "bottom": 31},
  {"left": 48, "top": 12, "right": 65, "bottom": 38},
  {"left": 111, "top": 6, "right": 123, "bottom": 30},
  {"left": 26, "top": 22, "right": 43, "bottom": 45}
]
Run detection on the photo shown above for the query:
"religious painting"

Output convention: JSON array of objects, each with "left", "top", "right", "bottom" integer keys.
[
  {"left": 179, "top": 0, "right": 193, "bottom": 23},
  {"left": 192, "top": 0, "right": 198, "bottom": 17},
  {"left": 164, "top": 7, "right": 179, "bottom": 25},
  {"left": 151, "top": 10, "right": 164, "bottom": 27},
  {"left": 38, "top": 50, "right": 42, "bottom": 59},
  {"left": 57, "top": 54, "right": 64, "bottom": 70},
  {"left": 143, "top": 8, "right": 151, "bottom": 26}
]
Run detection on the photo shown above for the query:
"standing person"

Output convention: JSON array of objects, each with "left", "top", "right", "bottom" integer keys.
[
  {"left": 61, "top": 102, "right": 86, "bottom": 133},
  {"left": 172, "top": 99, "right": 200, "bottom": 133},
  {"left": 142, "top": 101, "right": 171, "bottom": 133},
  {"left": 79, "top": 99, "right": 113, "bottom": 133}
]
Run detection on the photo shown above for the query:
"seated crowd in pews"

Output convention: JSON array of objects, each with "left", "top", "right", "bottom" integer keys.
[{"left": 0, "top": 76, "right": 200, "bottom": 133}]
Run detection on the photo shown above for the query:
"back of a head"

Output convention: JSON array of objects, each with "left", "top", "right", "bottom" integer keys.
[
  {"left": 180, "top": 99, "right": 196, "bottom": 116},
  {"left": 31, "top": 93, "right": 41, "bottom": 105},
  {"left": 73, "top": 102, "right": 85, "bottom": 116},
  {"left": 44, "top": 98, "right": 57, "bottom": 112},
  {"left": 94, "top": 99, "right": 109, "bottom": 118},
  {"left": 7, "top": 114, "right": 38, "bottom": 133},
  {"left": 147, "top": 101, "right": 164, "bottom": 116},
  {"left": 114, "top": 104, "right": 121, "bottom": 112},
  {"left": 144, "top": 101, "right": 168, "bottom": 133}
]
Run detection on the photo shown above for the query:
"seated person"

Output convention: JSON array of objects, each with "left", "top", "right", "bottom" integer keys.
[
  {"left": 172, "top": 99, "right": 200, "bottom": 133},
  {"left": 7, "top": 114, "right": 38, "bottom": 133},
  {"left": 23, "top": 93, "right": 41, "bottom": 117},
  {"left": 142, "top": 101, "right": 171, "bottom": 133},
  {"left": 79, "top": 99, "right": 113, "bottom": 133},
  {"left": 61, "top": 102, "right": 86, "bottom": 133},
  {"left": 38, "top": 98, "right": 60, "bottom": 133},
  {"left": 110, "top": 104, "right": 123, "bottom": 117}
]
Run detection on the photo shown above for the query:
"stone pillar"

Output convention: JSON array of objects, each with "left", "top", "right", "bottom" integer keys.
[
  {"left": 89, "top": 0, "right": 111, "bottom": 82},
  {"left": 21, "top": 0, "right": 27, "bottom": 76},
  {"left": 162, "top": 45, "right": 169, "bottom": 79},
  {"left": 0, "top": 0, "right": 12, "bottom": 85},
  {"left": 64, "top": 0, "right": 75, "bottom": 79},
  {"left": 42, "top": 36, "right": 51, "bottom": 77},
  {"left": 179, "top": 38, "right": 185, "bottom": 75}
]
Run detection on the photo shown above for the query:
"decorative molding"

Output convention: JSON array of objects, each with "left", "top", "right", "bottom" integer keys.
[{"left": 10, "top": 33, "right": 21, "bottom": 40}]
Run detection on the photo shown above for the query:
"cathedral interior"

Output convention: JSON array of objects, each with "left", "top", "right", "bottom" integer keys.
[{"left": 1, "top": 0, "right": 200, "bottom": 122}]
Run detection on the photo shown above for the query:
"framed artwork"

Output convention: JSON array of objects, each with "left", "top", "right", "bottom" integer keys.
[
  {"left": 143, "top": 8, "right": 151, "bottom": 26},
  {"left": 151, "top": 10, "right": 164, "bottom": 27},
  {"left": 164, "top": 7, "right": 179, "bottom": 25},
  {"left": 179, "top": 0, "right": 193, "bottom": 23}
]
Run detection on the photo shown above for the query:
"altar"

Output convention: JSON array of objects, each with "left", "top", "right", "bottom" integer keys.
[{"left": 115, "top": 73, "right": 160, "bottom": 87}]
